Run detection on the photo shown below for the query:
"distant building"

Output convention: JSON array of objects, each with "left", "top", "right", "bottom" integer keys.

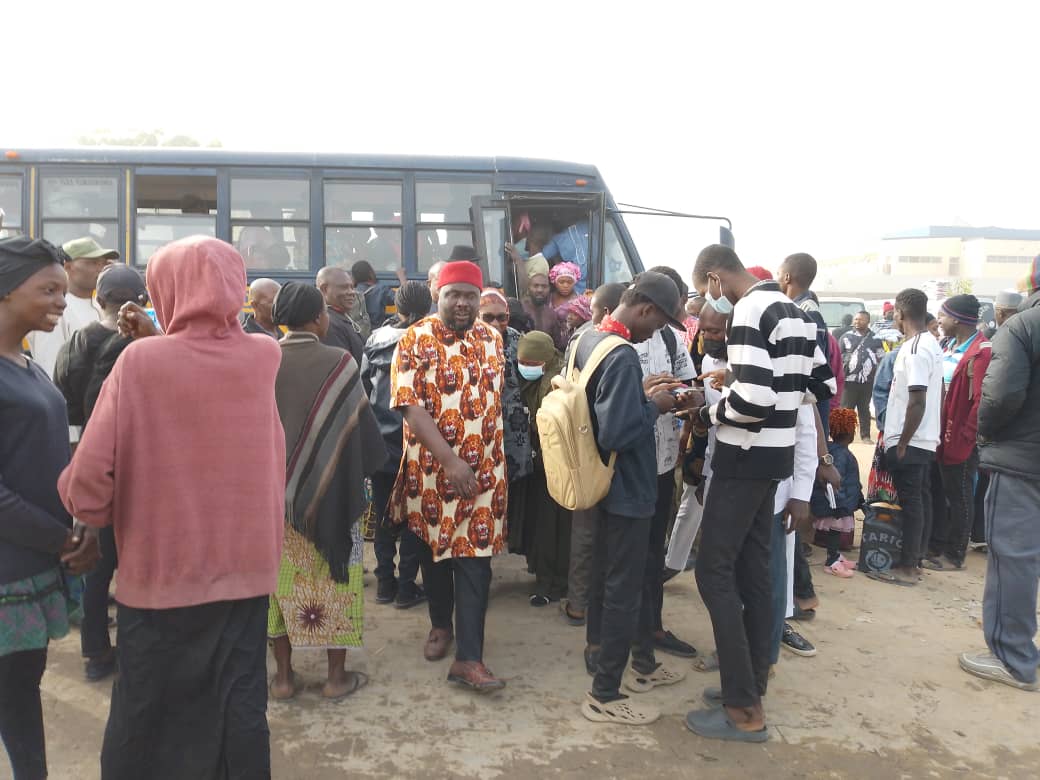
[{"left": 818, "top": 225, "right": 1040, "bottom": 299}]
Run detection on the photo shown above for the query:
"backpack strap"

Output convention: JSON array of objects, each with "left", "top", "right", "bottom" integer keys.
[{"left": 577, "top": 334, "right": 628, "bottom": 389}]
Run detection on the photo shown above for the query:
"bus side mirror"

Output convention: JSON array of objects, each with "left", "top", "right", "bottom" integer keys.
[{"left": 720, "top": 226, "right": 735, "bottom": 249}]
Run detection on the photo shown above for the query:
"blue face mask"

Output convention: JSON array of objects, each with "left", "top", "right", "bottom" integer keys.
[
  {"left": 705, "top": 274, "right": 734, "bottom": 315},
  {"left": 517, "top": 363, "right": 544, "bottom": 381}
]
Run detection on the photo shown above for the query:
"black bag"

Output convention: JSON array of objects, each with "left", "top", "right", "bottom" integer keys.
[{"left": 857, "top": 503, "right": 904, "bottom": 573}]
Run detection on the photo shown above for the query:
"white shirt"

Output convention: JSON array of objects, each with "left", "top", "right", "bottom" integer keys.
[
  {"left": 883, "top": 331, "right": 943, "bottom": 453},
  {"left": 700, "top": 354, "right": 725, "bottom": 484},
  {"left": 774, "top": 405, "right": 819, "bottom": 513},
  {"left": 25, "top": 294, "right": 102, "bottom": 380},
  {"left": 635, "top": 326, "right": 697, "bottom": 475}
]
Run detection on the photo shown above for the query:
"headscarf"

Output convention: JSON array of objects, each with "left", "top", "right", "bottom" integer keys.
[
  {"left": 561, "top": 295, "right": 592, "bottom": 323},
  {"left": 517, "top": 331, "right": 563, "bottom": 414},
  {"left": 549, "top": 261, "right": 581, "bottom": 284},
  {"left": 273, "top": 281, "right": 325, "bottom": 328},
  {"left": 480, "top": 288, "right": 508, "bottom": 307},
  {"left": 0, "top": 236, "right": 66, "bottom": 298},
  {"left": 526, "top": 253, "right": 550, "bottom": 280}
]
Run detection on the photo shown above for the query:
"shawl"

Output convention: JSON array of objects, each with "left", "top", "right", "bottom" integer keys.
[{"left": 277, "top": 332, "right": 387, "bottom": 583}]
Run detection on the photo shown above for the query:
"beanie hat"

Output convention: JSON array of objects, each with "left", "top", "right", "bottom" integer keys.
[{"left": 940, "top": 294, "right": 980, "bottom": 325}]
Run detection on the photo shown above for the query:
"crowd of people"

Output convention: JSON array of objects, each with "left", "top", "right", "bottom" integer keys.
[{"left": 1, "top": 229, "right": 1038, "bottom": 777}]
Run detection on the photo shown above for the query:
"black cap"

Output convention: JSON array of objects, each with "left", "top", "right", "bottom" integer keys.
[
  {"left": 630, "top": 271, "right": 685, "bottom": 330},
  {"left": 96, "top": 264, "right": 146, "bottom": 303}
]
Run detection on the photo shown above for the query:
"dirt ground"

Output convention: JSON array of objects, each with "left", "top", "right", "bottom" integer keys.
[{"left": 27, "top": 441, "right": 1040, "bottom": 779}]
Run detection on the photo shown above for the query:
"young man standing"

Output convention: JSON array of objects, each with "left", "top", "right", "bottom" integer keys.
[
  {"left": 26, "top": 236, "right": 114, "bottom": 380},
  {"left": 839, "top": 311, "right": 883, "bottom": 443},
  {"left": 577, "top": 272, "right": 697, "bottom": 726},
  {"left": 870, "top": 288, "right": 943, "bottom": 587},
  {"left": 686, "top": 245, "right": 834, "bottom": 742},
  {"left": 389, "top": 259, "right": 508, "bottom": 692},
  {"left": 934, "top": 295, "right": 991, "bottom": 570},
  {"left": 959, "top": 276, "right": 1040, "bottom": 691}
]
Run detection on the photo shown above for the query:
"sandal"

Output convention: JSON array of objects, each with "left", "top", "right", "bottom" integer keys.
[
  {"left": 322, "top": 671, "right": 369, "bottom": 701},
  {"left": 693, "top": 651, "right": 720, "bottom": 673},
  {"left": 581, "top": 693, "right": 660, "bottom": 725},
  {"left": 560, "top": 600, "right": 586, "bottom": 626},
  {"left": 826, "top": 560, "right": 854, "bottom": 578},
  {"left": 623, "top": 662, "right": 687, "bottom": 693},
  {"left": 685, "top": 706, "right": 769, "bottom": 743}
]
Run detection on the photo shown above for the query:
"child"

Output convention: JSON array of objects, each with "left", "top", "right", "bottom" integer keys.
[{"left": 811, "top": 408, "right": 864, "bottom": 577}]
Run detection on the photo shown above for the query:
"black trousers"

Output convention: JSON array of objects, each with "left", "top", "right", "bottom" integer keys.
[
  {"left": 972, "top": 471, "right": 989, "bottom": 543},
  {"left": 639, "top": 473, "right": 675, "bottom": 646},
  {"left": 842, "top": 381, "right": 873, "bottom": 440},
  {"left": 887, "top": 447, "right": 934, "bottom": 569},
  {"left": 586, "top": 511, "right": 651, "bottom": 701},
  {"left": 941, "top": 450, "right": 980, "bottom": 566},
  {"left": 695, "top": 476, "right": 777, "bottom": 709},
  {"left": 792, "top": 531, "right": 815, "bottom": 601},
  {"left": 82, "top": 526, "right": 118, "bottom": 658},
  {"left": 531, "top": 467, "right": 573, "bottom": 600},
  {"left": 417, "top": 537, "right": 492, "bottom": 663},
  {"left": 928, "top": 460, "right": 948, "bottom": 556},
  {"left": 372, "top": 471, "right": 420, "bottom": 590},
  {"left": 102, "top": 596, "right": 270, "bottom": 780},
  {"left": 0, "top": 647, "right": 47, "bottom": 780}
]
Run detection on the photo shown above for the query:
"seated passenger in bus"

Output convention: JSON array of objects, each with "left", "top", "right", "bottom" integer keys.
[{"left": 541, "top": 219, "right": 590, "bottom": 294}]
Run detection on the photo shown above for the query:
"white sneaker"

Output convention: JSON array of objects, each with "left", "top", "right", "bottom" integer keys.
[{"left": 959, "top": 650, "right": 1038, "bottom": 691}]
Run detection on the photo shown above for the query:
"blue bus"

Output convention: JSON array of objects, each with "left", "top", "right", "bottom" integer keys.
[{"left": 0, "top": 148, "right": 681, "bottom": 298}]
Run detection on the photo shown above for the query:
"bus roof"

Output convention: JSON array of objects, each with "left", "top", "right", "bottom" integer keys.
[{"left": 1, "top": 147, "right": 603, "bottom": 178}]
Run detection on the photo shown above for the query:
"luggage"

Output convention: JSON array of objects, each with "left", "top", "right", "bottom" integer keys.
[{"left": 856, "top": 502, "right": 904, "bottom": 573}]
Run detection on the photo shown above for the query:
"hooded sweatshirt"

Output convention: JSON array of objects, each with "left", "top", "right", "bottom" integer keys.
[{"left": 58, "top": 237, "right": 286, "bottom": 609}]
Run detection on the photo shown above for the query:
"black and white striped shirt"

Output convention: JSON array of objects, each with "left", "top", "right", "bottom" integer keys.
[{"left": 705, "top": 281, "right": 836, "bottom": 480}]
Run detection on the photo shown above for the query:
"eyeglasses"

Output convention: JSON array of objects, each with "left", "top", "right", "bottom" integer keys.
[{"left": 481, "top": 313, "right": 509, "bottom": 323}]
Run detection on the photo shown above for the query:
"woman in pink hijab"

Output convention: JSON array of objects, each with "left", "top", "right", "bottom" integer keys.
[
  {"left": 549, "top": 260, "right": 581, "bottom": 314},
  {"left": 59, "top": 236, "right": 285, "bottom": 779}
]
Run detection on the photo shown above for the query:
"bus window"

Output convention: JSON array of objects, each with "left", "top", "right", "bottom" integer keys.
[
  {"left": 41, "top": 174, "right": 119, "bottom": 250},
  {"left": 603, "top": 219, "right": 635, "bottom": 285},
  {"left": 0, "top": 175, "right": 21, "bottom": 237},
  {"left": 323, "top": 181, "right": 402, "bottom": 273},
  {"left": 416, "top": 181, "right": 490, "bottom": 271},
  {"left": 231, "top": 178, "right": 309, "bottom": 271},
  {"left": 135, "top": 174, "right": 217, "bottom": 265}
]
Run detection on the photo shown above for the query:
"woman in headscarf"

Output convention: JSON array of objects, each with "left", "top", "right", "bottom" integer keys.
[
  {"left": 60, "top": 236, "right": 286, "bottom": 779},
  {"left": 268, "top": 282, "right": 387, "bottom": 701},
  {"left": 0, "top": 237, "right": 98, "bottom": 780},
  {"left": 516, "top": 331, "right": 570, "bottom": 607},
  {"left": 479, "top": 289, "right": 535, "bottom": 565},
  {"left": 549, "top": 261, "right": 582, "bottom": 312},
  {"left": 560, "top": 294, "right": 592, "bottom": 343}
]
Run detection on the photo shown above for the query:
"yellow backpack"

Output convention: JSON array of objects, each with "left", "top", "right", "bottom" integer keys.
[{"left": 536, "top": 332, "right": 627, "bottom": 511}]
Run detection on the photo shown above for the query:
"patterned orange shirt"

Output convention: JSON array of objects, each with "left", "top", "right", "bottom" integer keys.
[{"left": 389, "top": 316, "right": 506, "bottom": 561}]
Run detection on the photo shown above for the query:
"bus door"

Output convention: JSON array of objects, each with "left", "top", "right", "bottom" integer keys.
[{"left": 471, "top": 191, "right": 604, "bottom": 299}]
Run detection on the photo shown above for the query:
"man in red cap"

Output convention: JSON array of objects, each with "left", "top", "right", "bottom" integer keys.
[{"left": 388, "top": 253, "right": 508, "bottom": 691}]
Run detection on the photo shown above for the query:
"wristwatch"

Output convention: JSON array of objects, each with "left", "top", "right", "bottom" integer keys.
[{"left": 819, "top": 454, "right": 834, "bottom": 466}]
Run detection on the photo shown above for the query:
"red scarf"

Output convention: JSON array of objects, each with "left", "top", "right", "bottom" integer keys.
[{"left": 597, "top": 314, "right": 631, "bottom": 341}]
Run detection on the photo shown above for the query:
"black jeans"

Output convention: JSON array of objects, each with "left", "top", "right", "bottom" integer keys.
[
  {"left": 372, "top": 471, "right": 420, "bottom": 591},
  {"left": 941, "top": 450, "right": 979, "bottom": 566},
  {"left": 928, "top": 460, "right": 948, "bottom": 556},
  {"left": 417, "top": 539, "right": 492, "bottom": 663},
  {"left": 0, "top": 647, "right": 47, "bottom": 780},
  {"left": 793, "top": 531, "right": 815, "bottom": 601},
  {"left": 638, "top": 472, "right": 675, "bottom": 646},
  {"left": 695, "top": 476, "right": 777, "bottom": 708},
  {"left": 842, "top": 381, "right": 873, "bottom": 440},
  {"left": 586, "top": 511, "right": 651, "bottom": 701},
  {"left": 886, "top": 446, "right": 935, "bottom": 569},
  {"left": 82, "top": 525, "right": 118, "bottom": 658}
]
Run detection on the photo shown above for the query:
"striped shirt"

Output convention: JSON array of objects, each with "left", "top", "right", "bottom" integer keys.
[{"left": 706, "top": 281, "right": 836, "bottom": 480}]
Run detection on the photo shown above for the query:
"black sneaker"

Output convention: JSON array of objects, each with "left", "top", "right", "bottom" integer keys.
[
  {"left": 393, "top": 585, "right": 427, "bottom": 610},
  {"left": 376, "top": 580, "right": 398, "bottom": 605},
  {"left": 781, "top": 623, "right": 817, "bottom": 657},
  {"left": 654, "top": 630, "right": 697, "bottom": 658},
  {"left": 85, "top": 653, "right": 116, "bottom": 682}
]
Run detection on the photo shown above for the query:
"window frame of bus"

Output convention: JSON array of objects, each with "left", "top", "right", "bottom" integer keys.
[
  {"left": 603, "top": 216, "right": 637, "bottom": 286},
  {"left": 322, "top": 177, "right": 404, "bottom": 276},
  {"left": 38, "top": 168, "right": 123, "bottom": 257},
  {"left": 229, "top": 173, "right": 311, "bottom": 274},
  {"left": 133, "top": 168, "right": 218, "bottom": 267},
  {"left": 415, "top": 177, "right": 492, "bottom": 274},
  {"left": 0, "top": 171, "right": 25, "bottom": 237}
]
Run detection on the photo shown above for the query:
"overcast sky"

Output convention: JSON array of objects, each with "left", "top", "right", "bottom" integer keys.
[{"left": 6, "top": 1, "right": 1038, "bottom": 281}]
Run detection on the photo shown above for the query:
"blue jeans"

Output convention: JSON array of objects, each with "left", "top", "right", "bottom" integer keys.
[{"left": 769, "top": 513, "right": 788, "bottom": 666}]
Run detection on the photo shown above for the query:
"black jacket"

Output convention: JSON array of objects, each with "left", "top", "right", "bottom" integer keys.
[
  {"left": 54, "top": 322, "right": 133, "bottom": 426},
  {"left": 361, "top": 322, "right": 405, "bottom": 472},
  {"left": 321, "top": 307, "right": 365, "bottom": 366},
  {"left": 978, "top": 291, "right": 1040, "bottom": 479}
]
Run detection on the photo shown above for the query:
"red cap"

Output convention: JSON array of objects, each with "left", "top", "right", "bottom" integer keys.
[
  {"left": 437, "top": 261, "right": 484, "bottom": 291},
  {"left": 883, "top": 301, "right": 894, "bottom": 313},
  {"left": 746, "top": 265, "right": 774, "bottom": 281}
]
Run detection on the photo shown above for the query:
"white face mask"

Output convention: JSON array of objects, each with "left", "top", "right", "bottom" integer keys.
[
  {"left": 705, "top": 274, "right": 734, "bottom": 315},
  {"left": 517, "top": 363, "right": 544, "bottom": 381}
]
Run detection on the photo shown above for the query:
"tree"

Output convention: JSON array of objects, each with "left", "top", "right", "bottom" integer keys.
[{"left": 78, "top": 130, "right": 221, "bottom": 148}]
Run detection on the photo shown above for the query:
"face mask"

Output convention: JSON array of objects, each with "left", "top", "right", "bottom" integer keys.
[
  {"left": 704, "top": 274, "right": 734, "bottom": 315},
  {"left": 702, "top": 338, "right": 727, "bottom": 360},
  {"left": 517, "top": 364, "right": 544, "bottom": 381}
]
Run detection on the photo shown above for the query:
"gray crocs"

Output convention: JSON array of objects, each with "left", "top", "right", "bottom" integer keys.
[
  {"left": 702, "top": 686, "right": 723, "bottom": 707},
  {"left": 685, "top": 706, "right": 769, "bottom": 743}
]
